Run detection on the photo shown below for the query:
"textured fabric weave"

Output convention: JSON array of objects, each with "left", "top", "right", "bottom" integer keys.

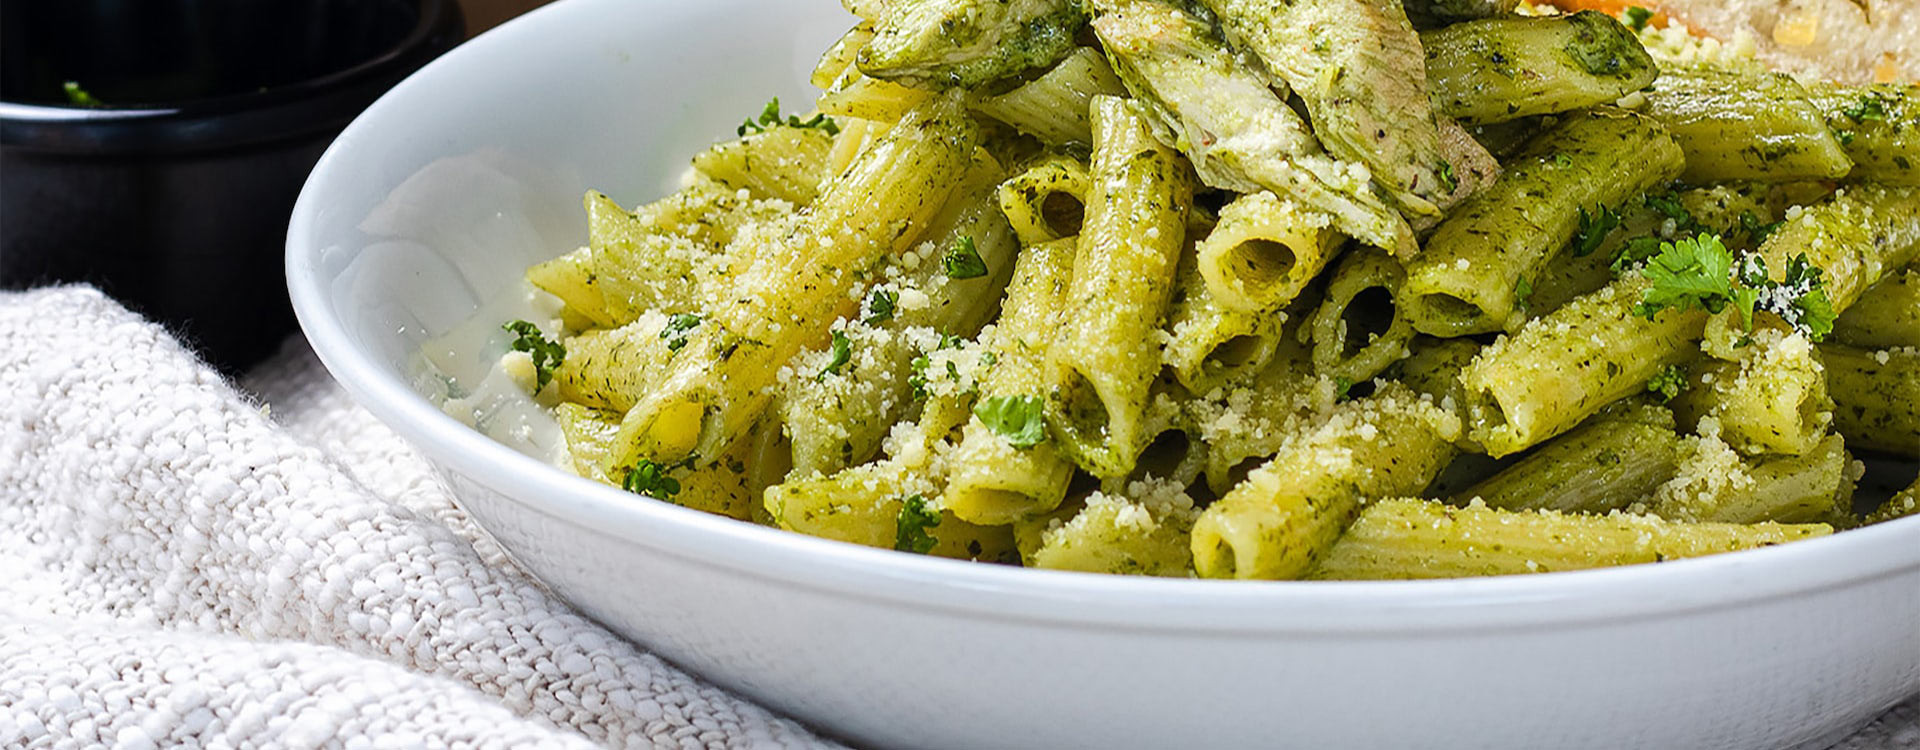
[{"left": 0, "top": 285, "right": 1911, "bottom": 748}]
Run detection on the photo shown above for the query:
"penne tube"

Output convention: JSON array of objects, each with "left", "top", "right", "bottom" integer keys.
[
  {"left": 607, "top": 94, "right": 980, "bottom": 471},
  {"left": 1045, "top": 96, "right": 1194, "bottom": 479},
  {"left": 974, "top": 47, "right": 1127, "bottom": 147},
  {"left": 1162, "top": 251, "right": 1291, "bottom": 395},
  {"left": 1423, "top": 11, "right": 1659, "bottom": 125},
  {"left": 996, "top": 155, "right": 1091, "bottom": 246},
  {"left": 1401, "top": 108, "right": 1684, "bottom": 336},
  {"left": 857, "top": 0, "right": 1087, "bottom": 90},
  {"left": 1027, "top": 478, "right": 1200, "bottom": 577},
  {"left": 1310, "top": 498, "right": 1833, "bottom": 580},
  {"left": 1832, "top": 265, "right": 1920, "bottom": 349},
  {"left": 1820, "top": 343, "right": 1920, "bottom": 457},
  {"left": 525, "top": 246, "right": 614, "bottom": 328},
  {"left": 1306, "top": 248, "right": 1418, "bottom": 386},
  {"left": 1646, "top": 69, "right": 1855, "bottom": 183},
  {"left": 1669, "top": 330, "right": 1833, "bottom": 457},
  {"left": 1190, "top": 385, "right": 1461, "bottom": 580},
  {"left": 1194, "top": 191, "right": 1342, "bottom": 314},
  {"left": 1454, "top": 403, "right": 1685, "bottom": 515},
  {"left": 943, "top": 237, "right": 1080, "bottom": 525},
  {"left": 551, "top": 313, "right": 675, "bottom": 413},
  {"left": 1189, "top": 340, "right": 1339, "bottom": 495},
  {"left": 1648, "top": 431, "right": 1854, "bottom": 526},
  {"left": 1807, "top": 83, "right": 1920, "bottom": 186},
  {"left": 1460, "top": 275, "right": 1708, "bottom": 457},
  {"left": 691, "top": 124, "right": 838, "bottom": 205}
]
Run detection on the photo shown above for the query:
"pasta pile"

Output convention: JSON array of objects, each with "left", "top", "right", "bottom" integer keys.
[{"left": 501, "top": 0, "right": 1920, "bottom": 579}]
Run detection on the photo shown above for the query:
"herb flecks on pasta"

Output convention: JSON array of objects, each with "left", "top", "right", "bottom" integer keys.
[{"left": 490, "top": 0, "right": 1920, "bottom": 580}]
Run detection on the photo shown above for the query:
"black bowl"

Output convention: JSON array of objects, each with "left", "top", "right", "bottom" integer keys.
[{"left": 1, "top": 0, "right": 463, "bottom": 372}]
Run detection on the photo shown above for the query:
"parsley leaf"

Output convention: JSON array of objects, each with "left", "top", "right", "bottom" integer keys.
[
  {"left": 1738, "top": 212, "right": 1782, "bottom": 244},
  {"left": 1612, "top": 236, "right": 1664, "bottom": 275},
  {"left": 502, "top": 320, "right": 565, "bottom": 390},
  {"left": 1333, "top": 376, "right": 1356, "bottom": 402},
  {"left": 1552, "top": 152, "right": 1574, "bottom": 169},
  {"left": 1634, "top": 234, "right": 1736, "bottom": 319},
  {"left": 1842, "top": 94, "right": 1888, "bottom": 123},
  {"left": 1766, "top": 254, "right": 1837, "bottom": 341},
  {"left": 894, "top": 494, "right": 941, "bottom": 554},
  {"left": 1436, "top": 161, "right": 1458, "bottom": 193},
  {"left": 1644, "top": 192, "right": 1693, "bottom": 225},
  {"left": 818, "top": 330, "right": 853, "bottom": 380},
  {"left": 1623, "top": 6, "right": 1653, "bottom": 31},
  {"left": 863, "top": 288, "right": 898, "bottom": 326},
  {"left": 1645, "top": 364, "right": 1687, "bottom": 403},
  {"left": 622, "top": 459, "right": 682, "bottom": 499},
  {"left": 738, "top": 96, "right": 841, "bottom": 137},
  {"left": 944, "top": 236, "right": 988, "bottom": 279},
  {"left": 1573, "top": 205, "right": 1621, "bottom": 258},
  {"left": 973, "top": 395, "right": 1047, "bottom": 448},
  {"left": 1514, "top": 276, "right": 1535, "bottom": 313},
  {"left": 659, "top": 313, "right": 703, "bottom": 352}
]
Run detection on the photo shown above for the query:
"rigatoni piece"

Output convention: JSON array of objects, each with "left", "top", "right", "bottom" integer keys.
[
  {"left": 1460, "top": 275, "right": 1708, "bottom": 457},
  {"left": 1423, "top": 11, "right": 1659, "bottom": 125},
  {"left": 996, "top": 156, "right": 1091, "bottom": 246},
  {"left": 944, "top": 238, "right": 1080, "bottom": 525},
  {"left": 1669, "top": 330, "right": 1833, "bottom": 457},
  {"left": 1821, "top": 343, "right": 1920, "bottom": 457},
  {"left": 1046, "top": 96, "right": 1194, "bottom": 479},
  {"left": 691, "top": 124, "right": 837, "bottom": 205},
  {"left": 1307, "top": 248, "right": 1418, "bottom": 386},
  {"left": 1649, "top": 430, "right": 1853, "bottom": 525},
  {"left": 1196, "top": 0, "right": 1452, "bottom": 217},
  {"left": 1402, "top": 108, "right": 1684, "bottom": 336},
  {"left": 1090, "top": 0, "right": 1416, "bottom": 255},
  {"left": 975, "top": 47, "right": 1127, "bottom": 147},
  {"left": 857, "top": 0, "right": 1088, "bottom": 89},
  {"left": 1310, "top": 498, "right": 1832, "bottom": 580},
  {"left": 1027, "top": 479, "right": 1200, "bottom": 576},
  {"left": 1194, "top": 191, "right": 1342, "bottom": 314},
  {"left": 1190, "top": 385, "right": 1462, "bottom": 580},
  {"left": 1646, "top": 69, "right": 1854, "bottom": 183},
  {"left": 1808, "top": 83, "right": 1920, "bottom": 186},
  {"left": 1454, "top": 404, "right": 1685, "bottom": 515},
  {"left": 1833, "top": 266, "right": 1920, "bottom": 349},
  {"left": 608, "top": 94, "right": 979, "bottom": 470}
]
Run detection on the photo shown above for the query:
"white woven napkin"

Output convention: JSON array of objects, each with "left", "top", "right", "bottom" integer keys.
[{"left": 0, "top": 285, "right": 1913, "bottom": 749}]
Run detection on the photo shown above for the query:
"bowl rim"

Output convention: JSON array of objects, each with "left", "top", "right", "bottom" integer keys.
[
  {"left": 0, "top": 0, "right": 464, "bottom": 154},
  {"left": 287, "top": 0, "right": 1920, "bottom": 637}
]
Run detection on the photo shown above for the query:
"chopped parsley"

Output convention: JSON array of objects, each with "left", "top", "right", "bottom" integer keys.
[
  {"left": 943, "top": 235, "right": 989, "bottom": 279},
  {"left": 1514, "top": 276, "right": 1535, "bottom": 313},
  {"left": 1645, "top": 364, "right": 1687, "bottom": 403},
  {"left": 1552, "top": 152, "right": 1575, "bottom": 169},
  {"left": 659, "top": 312, "right": 703, "bottom": 352},
  {"left": 862, "top": 288, "right": 899, "bottom": 326},
  {"left": 908, "top": 333, "right": 965, "bottom": 400},
  {"left": 622, "top": 459, "right": 682, "bottom": 499},
  {"left": 1631, "top": 233, "right": 1836, "bottom": 340},
  {"left": 818, "top": 329, "right": 853, "bottom": 380},
  {"left": 1738, "top": 212, "right": 1783, "bottom": 245},
  {"left": 1644, "top": 191, "right": 1693, "bottom": 226},
  {"left": 1333, "top": 376, "right": 1356, "bottom": 402},
  {"left": 1841, "top": 94, "right": 1888, "bottom": 123},
  {"left": 738, "top": 96, "right": 841, "bottom": 137},
  {"left": 894, "top": 494, "right": 941, "bottom": 554},
  {"left": 1611, "top": 236, "right": 1665, "bottom": 275},
  {"left": 63, "top": 81, "right": 102, "bottom": 106},
  {"left": 1623, "top": 6, "right": 1654, "bottom": 31},
  {"left": 973, "top": 395, "right": 1047, "bottom": 448},
  {"left": 1573, "top": 205, "right": 1621, "bottom": 257},
  {"left": 502, "top": 320, "right": 564, "bottom": 390},
  {"left": 1436, "top": 161, "right": 1458, "bottom": 193}
]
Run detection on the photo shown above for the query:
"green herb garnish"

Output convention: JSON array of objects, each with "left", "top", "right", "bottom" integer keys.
[
  {"left": 1573, "top": 205, "right": 1621, "bottom": 257},
  {"left": 660, "top": 312, "right": 703, "bottom": 352},
  {"left": 1841, "top": 94, "right": 1888, "bottom": 123},
  {"left": 973, "top": 395, "right": 1048, "bottom": 448},
  {"left": 818, "top": 329, "right": 853, "bottom": 380},
  {"left": 1436, "top": 161, "right": 1458, "bottom": 193},
  {"left": 863, "top": 288, "right": 898, "bottom": 326},
  {"left": 1645, "top": 364, "right": 1687, "bottom": 403},
  {"left": 622, "top": 459, "right": 682, "bottom": 499},
  {"left": 944, "top": 236, "right": 988, "bottom": 279},
  {"left": 1623, "top": 6, "right": 1654, "bottom": 31},
  {"left": 503, "top": 320, "right": 564, "bottom": 390},
  {"left": 894, "top": 494, "right": 942, "bottom": 554},
  {"left": 63, "top": 81, "right": 102, "bottom": 106},
  {"left": 738, "top": 96, "right": 841, "bottom": 137},
  {"left": 1632, "top": 234, "right": 1836, "bottom": 340},
  {"left": 1514, "top": 276, "right": 1535, "bottom": 313}
]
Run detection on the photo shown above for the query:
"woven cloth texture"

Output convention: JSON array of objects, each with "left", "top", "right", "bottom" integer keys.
[{"left": 0, "top": 285, "right": 1912, "bottom": 749}]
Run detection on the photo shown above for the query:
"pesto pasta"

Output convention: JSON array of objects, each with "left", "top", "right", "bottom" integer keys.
[{"left": 475, "top": 0, "right": 1917, "bottom": 581}]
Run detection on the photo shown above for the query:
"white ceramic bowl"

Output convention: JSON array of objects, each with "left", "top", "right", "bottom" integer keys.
[{"left": 287, "top": 1, "right": 1920, "bottom": 747}]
